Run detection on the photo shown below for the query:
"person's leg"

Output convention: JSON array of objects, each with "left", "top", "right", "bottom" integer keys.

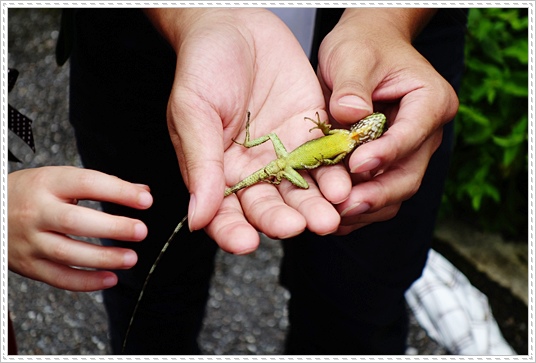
[
  {"left": 281, "top": 9, "right": 468, "bottom": 354},
  {"left": 68, "top": 9, "right": 218, "bottom": 354}
]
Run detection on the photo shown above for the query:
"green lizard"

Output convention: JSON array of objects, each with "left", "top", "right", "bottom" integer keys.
[
  {"left": 122, "top": 111, "right": 387, "bottom": 352},
  {"left": 225, "top": 111, "right": 386, "bottom": 195}
]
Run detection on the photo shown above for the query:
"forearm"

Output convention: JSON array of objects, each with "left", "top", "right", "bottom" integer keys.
[
  {"left": 143, "top": 8, "right": 262, "bottom": 52},
  {"left": 339, "top": 8, "right": 437, "bottom": 41},
  {"left": 143, "top": 8, "right": 206, "bottom": 49}
]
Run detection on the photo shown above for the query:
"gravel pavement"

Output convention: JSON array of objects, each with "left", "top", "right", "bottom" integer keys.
[{"left": 6, "top": 8, "right": 447, "bottom": 356}]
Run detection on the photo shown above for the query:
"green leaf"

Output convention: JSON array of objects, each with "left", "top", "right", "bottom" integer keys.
[
  {"left": 441, "top": 8, "right": 528, "bottom": 238},
  {"left": 502, "top": 146, "right": 521, "bottom": 168},
  {"left": 457, "top": 105, "right": 490, "bottom": 126},
  {"left": 492, "top": 134, "right": 526, "bottom": 148},
  {"left": 503, "top": 40, "right": 529, "bottom": 64}
]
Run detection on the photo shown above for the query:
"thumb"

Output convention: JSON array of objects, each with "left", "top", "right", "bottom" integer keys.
[
  {"left": 167, "top": 97, "right": 226, "bottom": 232},
  {"left": 318, "top": 40, "right": 379, "bottom": 125}
]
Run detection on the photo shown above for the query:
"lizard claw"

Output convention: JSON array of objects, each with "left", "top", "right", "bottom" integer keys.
[{"left": 305, "top": 112, "right": 331, "bottom": 135}]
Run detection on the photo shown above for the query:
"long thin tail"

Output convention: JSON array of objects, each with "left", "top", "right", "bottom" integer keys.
[{"left": 121, "top": 214, "right": 188, "bottom": 353}]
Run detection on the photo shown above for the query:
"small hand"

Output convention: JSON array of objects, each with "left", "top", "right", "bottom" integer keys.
[
  {"left": 8, "top": 166, "right": 153, "bottom": 291},
  {"left": 314, "top": 9, "right": 459, "bottom": 234}
]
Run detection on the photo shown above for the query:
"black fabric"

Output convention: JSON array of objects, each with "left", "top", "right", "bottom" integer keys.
[
  {"left": 281, "top": 8, "right": 468, "bottom": 354},
  {"left": 69, "top": 9, "right": 218, "bottom": 354},
  {"left": 66, "top": 8, "right": 467, "bottom": 354},
  {"left": 309, "top": 8, "right": 344, "bottom": 69}
]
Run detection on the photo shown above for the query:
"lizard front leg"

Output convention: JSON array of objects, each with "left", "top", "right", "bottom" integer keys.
[{"left": 304, "top": 112, "right": 332, "bottom": 135}]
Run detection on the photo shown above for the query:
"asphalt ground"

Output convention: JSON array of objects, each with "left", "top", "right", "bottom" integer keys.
[{"left": 7, "top": 8, "right": 451, "bottom": 356}]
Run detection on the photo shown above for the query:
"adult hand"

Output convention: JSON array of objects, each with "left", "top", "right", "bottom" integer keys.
[
  {"left": 145, "top": 9, "right": 346, "bottom": 253},
  {"left": 315, "top": 8, "right": 459, "bottom": 234},
  {"left": 8, "top": 166, "right": 153, "bottom": 291}
]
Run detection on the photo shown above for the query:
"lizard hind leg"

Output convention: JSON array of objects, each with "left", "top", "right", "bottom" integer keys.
[
  {"left": 232, "top": 113, "right": 290, "bottom": 159},
  {"left": 282, "top": 167, "right": 309, "bottom": 189}
]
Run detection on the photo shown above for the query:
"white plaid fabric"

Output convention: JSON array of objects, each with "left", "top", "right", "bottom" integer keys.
[{"left": 405, "top": 249, "right": 517, "bottom": 355}]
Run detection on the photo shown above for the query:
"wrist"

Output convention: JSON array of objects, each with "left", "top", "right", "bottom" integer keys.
[
  {"left": 143, "top": 8, "right": 213, "bottom": 50},
  {"left": 144, "top": 8, "right": 269, "bottom": 52},
  {"left": 339, "top": 8, "right": 437, "bottom": 41}
]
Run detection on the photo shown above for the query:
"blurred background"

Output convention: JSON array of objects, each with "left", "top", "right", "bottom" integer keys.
[{"left": 6, "top": 7, "right": 528, "bottom": 355}]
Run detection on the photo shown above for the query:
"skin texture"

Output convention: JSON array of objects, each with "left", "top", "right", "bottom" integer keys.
[
  {"left": 224, "top": 112, "right": 386, "bottom": 195},
  {"left": 315, "top": 8, "right": 458, "bottom": 234},
  {"left": 9, "top": 8, "right": 459, "bottom": 291},
  {"left": 145, "top": 8, "right": 342, "bottom": 254},
  {"left": 144, "top": 8, "right": 458, "bottom": 251},
  {"left": 8, "top": 166, "right": 153, "bottom": 291}
]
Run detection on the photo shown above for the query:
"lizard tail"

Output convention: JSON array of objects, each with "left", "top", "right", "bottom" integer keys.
[
  {"left": 224, "top": 168, "right": 271, "bottom": 196},
  {"left": 121, "top": 214, "right": 188, "bottom": 353}
]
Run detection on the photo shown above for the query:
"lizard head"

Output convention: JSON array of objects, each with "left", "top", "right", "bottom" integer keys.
[{"left": 350, "top": 112, "right": 387, "bottom": 145}]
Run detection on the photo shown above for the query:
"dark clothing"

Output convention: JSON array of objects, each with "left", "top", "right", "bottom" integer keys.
[
  {"left": 282, "top": 9, "right": 467, "bottom": 354},
  {"left": 67, "top": 8, "right": 467, "bottom": 354},
  {"left": 8, "top": 314, "right": 18, "bottom": 355}
]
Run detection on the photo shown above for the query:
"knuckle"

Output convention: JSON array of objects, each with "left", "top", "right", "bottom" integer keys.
[
  {"left": 368, "top": 178, "right": 390, "bottom": 209},
  {"left": 105, "top": 218, "right": 126, "bottom": 239},
  {"left": 398, "top": 167, "right": 423, "bottom": 201},
  {"left": 105, "top": 217, "right": 136, "bottom": 241},
  {"left": 74, "top": 170, "right": 98, "bottom": 192},
  {"left": 52, "top": 240, "right": 73, "bottom": 264},
  {"left": 55, "top": 208, "right": 78, "bottom": 233},
  {"left": 405, "top": 172, "right": 423, "bottom": 199},
  {"left": 382, "top": 204, "right": 401, "bottom": 221},
  {"left": 13, "top": 198, "right": 39, "bottom": 227},
  {"left": 53, "top": 273, "right": 72, "bottom": 290},
  {"left": 94, "top": 248, "right": 115, "bottom": 268}
]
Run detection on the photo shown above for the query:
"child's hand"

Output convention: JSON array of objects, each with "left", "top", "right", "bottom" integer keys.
[{"left": 8, "top": 166, "right": 153, "bottom": 292}]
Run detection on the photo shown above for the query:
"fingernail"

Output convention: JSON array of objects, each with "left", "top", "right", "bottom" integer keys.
[
  {"left": 133, "top": 223, "right": 147, "bottom": 240},
  {"left": 234, "top": 247, "right": 257, "bottom": 256},
  {"left": 137, "top": 191, "right": 153, "bottom": 208},
  {"left": 351, "top": 157, "right": 381, "bottom": 173},
  {"left": 134, "top": 183, "right": 151, "bottom": 191},
  {"left": 318, "top": 228, "right": 338, "bottom": 236},
  {"left": 102, "top": 276, "right": 118, "bottom": 288},
  {"left": 338, "top": 95, "right": 372, "bottom": 111},
  {"left": 340, "top": 202, "right": 370, "bottom": 217},
  {"left": 123, "top": 250, "right": 138, "bottom": 267},
  {"left": 188, "top": 195, "right": 196, "bottom": 232}
]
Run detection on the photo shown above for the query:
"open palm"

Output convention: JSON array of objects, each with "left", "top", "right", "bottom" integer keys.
[{"left": 155, "top": 9, "right": 345, "bottom": 252}]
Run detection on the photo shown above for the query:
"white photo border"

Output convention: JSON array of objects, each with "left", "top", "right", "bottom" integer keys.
[{"left": 1, "top": 1, "right": 534, "bottom": 362}]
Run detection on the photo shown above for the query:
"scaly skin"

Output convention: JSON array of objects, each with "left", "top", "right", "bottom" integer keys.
[
  {"left": 122, "top": 111, "right": 387, "bottom": 352},
  {"left": 224, "top": 111, "right": 387, "bottom": 195}
]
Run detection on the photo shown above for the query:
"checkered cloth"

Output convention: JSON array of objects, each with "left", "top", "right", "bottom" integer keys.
[
  {"left": 405, "top": 249, "right": 516, "bottom": 355},
  {"left": 8, "top": 68, "right": 35, "bottom": 162}
]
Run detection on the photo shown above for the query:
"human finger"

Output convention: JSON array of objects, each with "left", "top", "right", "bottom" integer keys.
[
  {"left": 278, "top": 172, "right": 341, "bottom": 235},
  {"left": 29, "top": 259, "right": 121, "bottom": 292},
  {"left": 167, "top": 103, "right": 228, "bottom": 232},
  {"left": 348, "top": 76, "right": 457, "bottom": 175},
  {"left": 235, "top": 183, "right": 307, "bottom": 240},
  {"left": 42, "top": 203, "right": 148, "bottom": 241},
  {"left": 203, "top": 195, "right": 261, "bottom": 255},
  {"left": 309, "top": 163, "right": 353, "bottom": 205},
  {"left": 337, "top": 131, "right": 442, "bottom": 219},
  {"left": 335, "top": 203, "right": 402, "bottom": 235},
  {"left": 34, "top": 233, "right": 138, "bottom": 270},
  {"left": 48, "top": 166, "right": 153, "bottom": 209}
]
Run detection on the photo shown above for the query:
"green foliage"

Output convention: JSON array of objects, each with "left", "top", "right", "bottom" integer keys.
[{"left": 441, "top": 8, "right": 528, "bottom": 239}]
